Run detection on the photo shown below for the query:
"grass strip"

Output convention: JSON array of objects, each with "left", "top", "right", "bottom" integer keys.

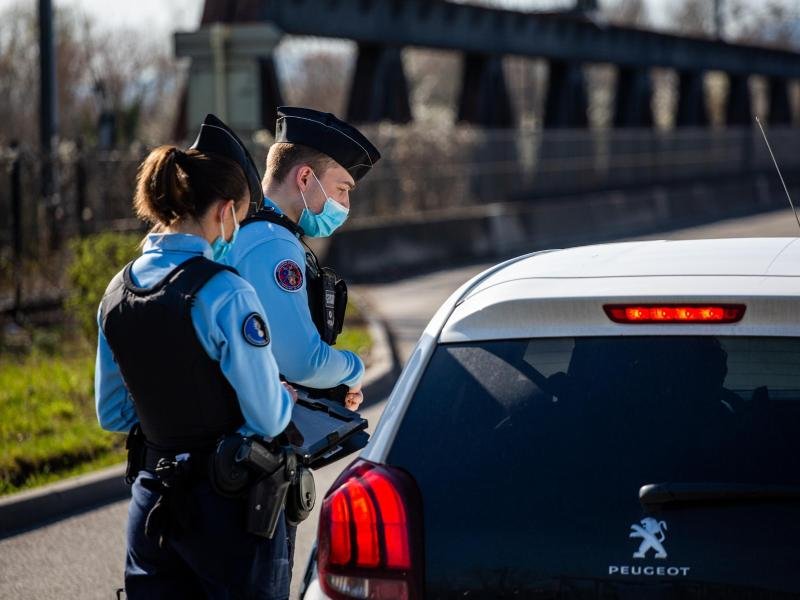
[
  {"left": 1, "top": 296, "right": 374, "bottom": 496},
  {"left": 0, "top": 347, "right": 126, "bottom": 496}
]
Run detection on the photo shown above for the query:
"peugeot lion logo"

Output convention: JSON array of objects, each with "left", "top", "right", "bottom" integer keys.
[
  {"left": 630, "top": 518, "right": 668, "bottom": 559},
  {"left": 608, "top": 518, "right": 690, "bottom": 577}
]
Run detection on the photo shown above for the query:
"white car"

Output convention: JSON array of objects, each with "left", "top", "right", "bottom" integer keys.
[{"left": 304, "top": 238, "right": 800, "bottom": 599}]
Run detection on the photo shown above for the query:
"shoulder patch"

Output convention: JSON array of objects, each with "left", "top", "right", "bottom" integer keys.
[
  {"left": 274, "top": 259, "right": 304, "bottom": 292},
  {"left": 242, "top": 313, "right": 270, "bottom": 347}
]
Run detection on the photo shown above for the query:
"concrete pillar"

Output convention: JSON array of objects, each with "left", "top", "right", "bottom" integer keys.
[
  {"left": 614, "top": 66, "right": 653, "bottom": 128},
  {"left": 346, "top": 43, "right": 412, "bottom": 124},
  {"left": 676, "top": 69, "right": 708, "bottom": 127},
  {"left": 457, "top": 53, "right": 515, "bottom": 128},
  {"left": 544, "top": 60, "right": 587, "bottom": 129},
  {"left": 768, "top": 76, "right": 792, "bottom": 125},
  {"left": 726, "top": 73, "right": 752, "bottom": 126},
  {"left": 174, "top": 24, "right": 283, "bottom": 136}
]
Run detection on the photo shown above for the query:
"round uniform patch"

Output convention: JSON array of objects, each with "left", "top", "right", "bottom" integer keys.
[
  {"left": 274, "top": 259, "right": 304, "bottom": 292},
  {"left": 242, "top": 313, "right": 270, "bottom": 347}
]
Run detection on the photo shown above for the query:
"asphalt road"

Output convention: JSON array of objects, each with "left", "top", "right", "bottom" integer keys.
[{"left": 1, "top": 208, "right": 797, "bottom": 600}]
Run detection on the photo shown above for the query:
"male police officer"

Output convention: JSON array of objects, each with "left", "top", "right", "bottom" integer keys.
[{"left": 225, "top": 107, "right": 381, "bottom": 411}]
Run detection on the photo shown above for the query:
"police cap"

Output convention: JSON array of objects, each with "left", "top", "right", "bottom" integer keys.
[
  {"left": 189, "top": 114, "right": 262, "bottom": 206},
  {"left": 275, "top": 107, "right": 381, "bottom": 182}
]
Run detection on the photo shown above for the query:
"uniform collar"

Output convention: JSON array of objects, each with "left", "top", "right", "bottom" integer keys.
[{"left": 142, "top": 233, "right": 213, "bottom": 259}]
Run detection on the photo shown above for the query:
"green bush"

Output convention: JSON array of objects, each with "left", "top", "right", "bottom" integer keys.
[{"left": 66, "top": 232, "right": 142, "bottom": 341}]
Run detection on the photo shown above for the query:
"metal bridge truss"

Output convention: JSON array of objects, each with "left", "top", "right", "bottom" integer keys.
[{"left": 192, "top": 0, "right": 800, "bottom": 131}]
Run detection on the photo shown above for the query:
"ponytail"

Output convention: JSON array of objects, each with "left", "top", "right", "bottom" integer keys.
[{"left": 133, "top": 145, "right": 248, "bottom": 227}]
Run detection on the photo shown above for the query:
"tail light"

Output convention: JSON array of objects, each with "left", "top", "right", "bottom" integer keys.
[
  {"left": 317, "top": 459, "right": 424, "bottom": 600},
  {"left": 604, "top": 304, "right": 746, "bottom": 324}
]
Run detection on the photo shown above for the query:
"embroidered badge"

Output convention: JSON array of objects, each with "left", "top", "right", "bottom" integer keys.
[
  {"left": 274, "top": 259, "right": 304, "bottom": 292},
  {"left": 242, "top": 313, "right": 270, "bottom": 347}
]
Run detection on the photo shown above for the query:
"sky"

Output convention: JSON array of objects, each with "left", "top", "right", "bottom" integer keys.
[
  {"left": 56, "top": 0, "right": 203, "bottom": 33},
  {"left": 0, "top": 0, "right": 204, "bottom": 38}
]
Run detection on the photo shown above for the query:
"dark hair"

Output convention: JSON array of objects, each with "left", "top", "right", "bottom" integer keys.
[
  {"left": 264, "top": 142, "right": 335, "bottom": 186},
  {"left": 133, "top": 146, "right": 248, "bottom": 226}
]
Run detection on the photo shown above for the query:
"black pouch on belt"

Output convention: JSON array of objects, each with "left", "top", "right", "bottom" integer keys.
[
  {"left": 285, "top": 464, "right": 316, "bottom": 527},
  {"left": 124, "top": 424, "right": 146, "bottom": 485},
  {"left": 208, "top": 434, "right": 252, "bottom": 498}
]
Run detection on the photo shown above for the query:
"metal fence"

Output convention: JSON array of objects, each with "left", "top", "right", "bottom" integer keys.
[
  {"left": 0, "top": 144, "right": 145, "bottom": 256},
  {"left": 0, "top": 143, "right": 146, "bottom": 315}
]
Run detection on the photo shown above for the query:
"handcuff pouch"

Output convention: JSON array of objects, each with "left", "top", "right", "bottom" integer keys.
[{"left": 285, "top": 464, "right": 316, "bottom": 526}]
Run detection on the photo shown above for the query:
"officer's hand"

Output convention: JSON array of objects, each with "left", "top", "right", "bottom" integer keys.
[
  {"left": 283, "top": 382, "right": 298, "bottom": 403},
  {"left": 344, "top": 385, "right": 363, "bottom": 412}
]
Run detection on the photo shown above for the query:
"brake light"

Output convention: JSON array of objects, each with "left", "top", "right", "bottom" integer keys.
[
  {"left": 604, "top": 304, "right": 746, "bottom": 324},
  {"left": 317, "top": 460, "right": 423, "bottom": 600}
]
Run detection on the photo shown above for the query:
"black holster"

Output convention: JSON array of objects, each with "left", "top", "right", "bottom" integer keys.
[
  {"left": 236, "top": 438, "right": 295, "bottom": 539},
  {"left": 210, "top": 435, "right": 316, "bottom": 536},
  {"left": 142, "top": 455, "right": 198, "bottom": 548}
]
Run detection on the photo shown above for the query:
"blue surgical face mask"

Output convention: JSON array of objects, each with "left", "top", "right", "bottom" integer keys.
[
  {"left": 211, "top": 204, "right": 239, "bottom": 262},
  {"left": 297, "top": 171, "right": 350, "bottom": 238}
]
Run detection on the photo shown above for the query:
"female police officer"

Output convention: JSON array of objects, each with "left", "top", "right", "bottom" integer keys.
[{"left": 95, "top": 115, "right": 295, "bottom": 599}]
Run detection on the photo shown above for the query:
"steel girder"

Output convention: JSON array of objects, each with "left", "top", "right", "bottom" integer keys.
[{"left": 262, "top": 0, "right": 800, "bottom": 78}]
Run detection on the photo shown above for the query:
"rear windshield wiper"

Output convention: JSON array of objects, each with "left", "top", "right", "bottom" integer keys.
[{"left": 640, "top": 482, "right": 800, "bottom": 507}]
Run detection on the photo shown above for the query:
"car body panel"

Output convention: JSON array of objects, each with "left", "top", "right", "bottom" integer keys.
[
  {"left": 442, "top": 290, "right": 800, "bottom": 342},
  {"left": 462, "top": 239, "right": 800, "bottom": 295}
]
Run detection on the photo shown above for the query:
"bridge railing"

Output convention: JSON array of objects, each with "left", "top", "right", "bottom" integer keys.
[
  {"left": 1, "top": 126, "right": 797, "bottom": 255},
  {"left": 350, "top": 125, "right": 800, "bottom": 221}
]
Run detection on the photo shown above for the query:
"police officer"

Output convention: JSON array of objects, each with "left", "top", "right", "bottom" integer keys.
[
  {"left": 95, "top": 115, "right": 296, "bottom": 599},
  {"left": 225, "top": 107, "right": 381, "bottom": 412}
]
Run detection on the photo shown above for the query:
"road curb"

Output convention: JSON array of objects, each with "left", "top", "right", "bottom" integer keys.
[
  {"left": 0, "top": 311, "right": 398, "bottom": 539},
  {"left": 0, "top": 463, "right": 128, "bottom": 538}
]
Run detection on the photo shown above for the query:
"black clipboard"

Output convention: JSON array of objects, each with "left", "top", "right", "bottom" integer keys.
[{"left": 287, "top": 394, "right": 369, "bottom": 469}]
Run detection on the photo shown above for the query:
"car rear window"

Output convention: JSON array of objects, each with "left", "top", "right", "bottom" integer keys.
[{"left": 387, "top": 336, "right": 800, "bottom": 598}]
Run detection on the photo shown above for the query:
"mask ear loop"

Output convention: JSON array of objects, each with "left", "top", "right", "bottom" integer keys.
[
  {"left": 218, "top": 202, "right": 238, "bottom": 242},
  {"left": 299, "top": 169, "right": 314, "bottom": 211},
  {"left": 311, "top": 170, "right": 331, "bottom": 199},
  {"left": 230, "top": 204, "right": 239, "bottom": 232}
]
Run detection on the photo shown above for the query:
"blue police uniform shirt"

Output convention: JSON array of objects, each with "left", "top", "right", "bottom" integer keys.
[
  {"left": 95, "top": 232, "right": 293, "bottom": 438},
  {"left": 223, "top": 198, "right": 364, "bottom": 389}
]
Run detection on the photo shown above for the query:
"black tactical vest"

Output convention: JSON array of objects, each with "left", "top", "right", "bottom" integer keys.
[
  {"left": 242, "top": 208, "right": 347, "bottom": 345},
  {"left": 100, "top": 256, "right": 245, "bottom": 451}
]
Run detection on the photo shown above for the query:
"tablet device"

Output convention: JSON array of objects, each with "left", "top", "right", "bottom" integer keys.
[{"left": 289, "top": 394, "right": 369, "bottom": 469}]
